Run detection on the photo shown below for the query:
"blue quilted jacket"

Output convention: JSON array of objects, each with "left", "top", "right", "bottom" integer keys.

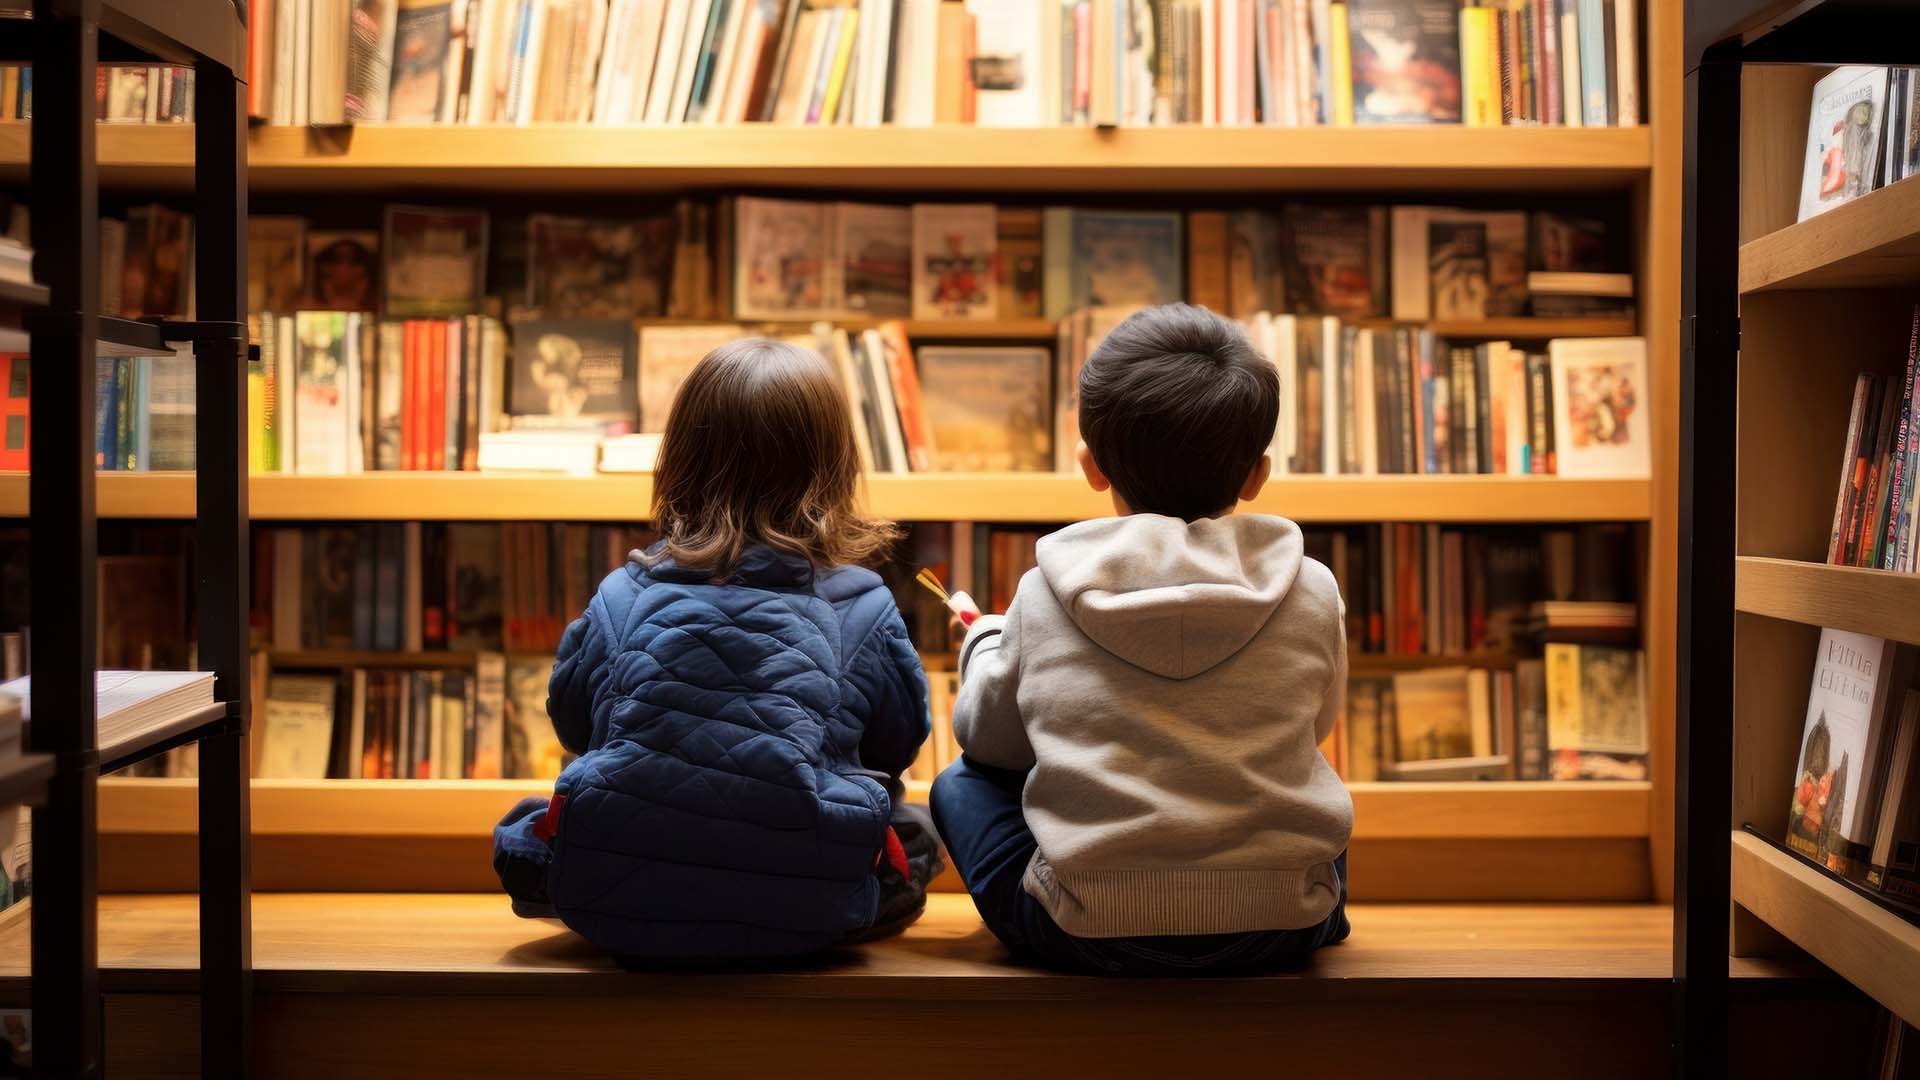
[{"left": 492, "top": 545, "right": 933, "bottom": 959}]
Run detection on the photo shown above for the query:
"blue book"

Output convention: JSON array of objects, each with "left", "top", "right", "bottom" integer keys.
[
  {"left": 1066, "top": 210, "right": 1184, "bottom": 309},
  {"left": 504, "top": 0, "right": 535, "bottom": 123},
  {"left": 93, "top": 357, "right": 117, "bottom": 469},
  {"left": 687, "top": 0, "right": 733, "bottom": 122},
  {"left": 1576, "top": 0, "right": 1609, "bottom": 127}
]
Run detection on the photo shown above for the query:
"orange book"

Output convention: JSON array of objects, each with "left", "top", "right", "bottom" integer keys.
[
  {"left": 404, "top": 321, "right": 424, "bottom": 470},
  {"left": 961, "top": 13, "right": 978, "bottom": 124},
  {"left": 877, "top": 323, "right": 932, "bottom": 472},
  {"left": 427, "top": 320, "right": 447, "bottom": 471}
]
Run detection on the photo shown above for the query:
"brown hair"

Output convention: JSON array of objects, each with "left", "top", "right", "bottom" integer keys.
[{"left": 648, "top": 338, "right": 898, "bottom": 574}]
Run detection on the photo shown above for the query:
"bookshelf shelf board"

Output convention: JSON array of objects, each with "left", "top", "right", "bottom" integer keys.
[
  {"left": 97, "top": 777, "right": 1649, "bottom": 842},
  {"left": 0, "top": 472, "right": 1652, "bottom": 523},
  {"left": 1734, "top": 556, "right": 1920, "bottom": 644},
  {"left": 1740, "top": 175, "right": 1920, "bottom": 294},
  {"left": 0, "top": 124, "right": 1654, "bottom": 194},
  {"left": 1731, "top": 831, "right": 1920, "bottom": 1028}
]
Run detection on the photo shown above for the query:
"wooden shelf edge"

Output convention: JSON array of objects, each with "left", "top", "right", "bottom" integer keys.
[
  {"left": 1730, "top": 831, "right": 1920, "bottom": 1028},
  {"left": 97, "top": 777, "right": 1650, "bottom": 841},
  {"left": 1740, "top": 175, "right": 1920, "bottom": 294},
  {"left": 0, "top": 472, "right": 1652, "bottom": 523},
  {"left": 1735, "top": 556, "right": 1920, "bottom": 644}
]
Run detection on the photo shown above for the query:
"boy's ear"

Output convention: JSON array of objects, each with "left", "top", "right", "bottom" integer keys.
[
  {"left": 1076, "top": 441, "right": 1111, "bottom": 493},
  {"left": 1238, "top": 453, "right": 1272, "bottom": 503}
]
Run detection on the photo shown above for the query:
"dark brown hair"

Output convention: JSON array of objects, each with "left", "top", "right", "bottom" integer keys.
[
  {"left": 649, "top": 338, "right": 898, "bottom": 573},
  {"left": 1079, "top": 303, "right": 1280, "bottom": 521}
]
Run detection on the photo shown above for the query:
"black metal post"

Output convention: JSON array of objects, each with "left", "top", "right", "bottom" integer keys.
[
  {"left": 1676, "top": 35, "right": 1743, "bottom": 1080},
  {"left": 27, "top": 1, "right": 102, "bottom": 1076},
  {"left": 193, "top": 53, "right": 254, "bottom": 1080}
]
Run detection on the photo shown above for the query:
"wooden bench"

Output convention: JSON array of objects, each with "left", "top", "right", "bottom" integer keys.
[{"left": 0, "top": 894, "right": 1869, "bottom": 1078}]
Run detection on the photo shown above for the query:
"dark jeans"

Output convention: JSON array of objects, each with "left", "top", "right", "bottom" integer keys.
[{"left": 929, "top": 755, "right": 1351, "bottom": 975}]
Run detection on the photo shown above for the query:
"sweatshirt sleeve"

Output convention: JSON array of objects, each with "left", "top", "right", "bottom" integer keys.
[
  {"left": 1313, "top": 603, "right": 1348, "bottom": 745},
  {"left": 851, "top": 604, "right": 931, "bottom": 778},
  {"left": 547, "top": 605, "right": 610, "bottom": 756},
  {"left": 951, "top": 599, "right": 1036, "bottom": 772}
]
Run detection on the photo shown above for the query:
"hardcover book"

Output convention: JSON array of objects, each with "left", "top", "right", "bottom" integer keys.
[
  {"left": 1428, "top": 220, "right": 1490, "bottom": 321},
  {"left": 526, "top": 212, "right": 678, "bottom": 319},
  {"left": 911, "top": 204, "right": 997, "bottom": 320},
  {"left": 1789, "top": 629, "right": 1913, "bottom": 876},
  {"left": 1057, "top": 209, "right": 1184, "bottom": 313},
  {"left": 307, "top": 229, "right": 381, "bottom": 312},
  {"left": 734, "top": 196, "right": 840, "bottom": 320},
  {"left": 637, "top": 323, "right": 743, "bottom": 433},
  {"left": 383, "top": 205, "right": 488, "bottom": 317},
  {"left": 1280, "top": 204, "right": 1386, "bottom": 319},
  {"left": 1547, "top": 337, "right": 1650, "bottom": 478},
  {"left": 1797, "top": 65, "right": 1892, "bottom": 223},
  {"left": 914, "top": 346, "right": 1050, "bottom": 471},
  {"left": 1347, "top": 0, "right": 1461, "bottom": 124},
  {"left": 506, "top": 319, "right": 637, "bottom": 428},
  {"left": 839, "top": 203, "right": 912, "bottom": 318},
  {"left": 248, "top": 216, "right": 309, "bottom": 315}
]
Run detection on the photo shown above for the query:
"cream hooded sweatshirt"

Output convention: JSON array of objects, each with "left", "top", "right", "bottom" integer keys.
[{"left": 952, "top": 512, "right": 1352, "bottom": 938}]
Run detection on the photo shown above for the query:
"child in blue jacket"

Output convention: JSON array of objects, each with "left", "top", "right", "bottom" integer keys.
[{"left": 493, "top": 338, "right": 941, "bottom": 960}]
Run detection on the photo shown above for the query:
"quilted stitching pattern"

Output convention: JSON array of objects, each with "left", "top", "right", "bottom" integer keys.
[{"left": 514, "top": 547, "right": 930, "bottom": 959}]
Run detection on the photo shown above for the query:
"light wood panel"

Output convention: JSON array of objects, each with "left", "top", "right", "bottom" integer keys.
[
  {"left": 1737, "top": 556, "right": 1920, "bottom": 644},
  {"left": 1739, "top": 66, "right": 1824, "bottom": 246},
  {"left": 0, "top": 472, "right": 1655, "bottom": 523},
  {"left": 0, "top": 124, "right": 1654, "bottom": 194},
  {"left": 1731, "top": 831, "right": 1920, "bottom": 1027},
  {"left": 96, "top": 777, "right": 1650, "bottom": 841},
  {"left": 1742, "top": 176, "right": 1920, "bottom": 293}
]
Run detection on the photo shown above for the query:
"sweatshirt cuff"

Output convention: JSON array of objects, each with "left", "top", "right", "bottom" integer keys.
[{"left": 958, "top": 614, "right": 1007, "bottom": 678}]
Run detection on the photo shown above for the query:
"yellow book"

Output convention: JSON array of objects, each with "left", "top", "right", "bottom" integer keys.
[
  {"left": 1459, "top": 6, "right": 1497, "bottom": 126},
  {"left": 1329, "top": 3, "right": 1354, "bottom": 126},
  {"left": 819, "top": 7, "right": 861, "bottom": 124}
]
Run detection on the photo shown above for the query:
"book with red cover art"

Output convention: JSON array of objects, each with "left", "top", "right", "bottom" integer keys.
[
  {"left": 876, "top": 322, "right": 932, "bottom": 472},
  {"left": 0, "top": 355, "right": 26, "bottom": 471}
]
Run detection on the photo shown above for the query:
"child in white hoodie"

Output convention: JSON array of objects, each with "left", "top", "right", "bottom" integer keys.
[{"left": 929, "top": 303, "right": 1352, "bottom": 974}]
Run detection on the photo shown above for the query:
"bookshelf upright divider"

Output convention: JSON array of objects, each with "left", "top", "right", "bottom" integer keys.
[
  {"left": 1683, "top": 0, "right": 1920, "bottom": 1068},
  {"left": 23, "top": 0, "right": 254, "bottom": 1074}
]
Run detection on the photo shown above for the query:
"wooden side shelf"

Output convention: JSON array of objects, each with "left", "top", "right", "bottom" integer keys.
[
  {"left": 0, "top": 472, "right": 1654, "bottom": 523},
  {"left": 1740, "top": 175, "right": 1920, "bottom": 294},
  {"left": 1730, "top": 831, "right": 1920, "bottom": 1028},
  {"left": 97, "top": 776, "right": 1651, "bottom": 841},
  {"left": 1734, "top": 556, "right": 1920, "bottom": 643},
  {"left": 0, "top": 124, "right": 1655, "bottom": 193}
]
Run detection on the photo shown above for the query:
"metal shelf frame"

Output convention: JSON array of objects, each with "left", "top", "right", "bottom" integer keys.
[{"left": 25, "top": 0, "right": 253, "bottom": 1076}]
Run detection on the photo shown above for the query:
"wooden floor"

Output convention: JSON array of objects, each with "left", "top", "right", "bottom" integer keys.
[{"left": 0, "top": 894, "right": 1862, "bottom": 1079}]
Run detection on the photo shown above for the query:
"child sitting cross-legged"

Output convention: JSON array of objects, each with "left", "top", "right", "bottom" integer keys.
[
  {"left": 493, "top": 339, "right": 942, "bottom": 961},
  {"left": 930, "top": 303, "right": 1353, "bottom": 975}
]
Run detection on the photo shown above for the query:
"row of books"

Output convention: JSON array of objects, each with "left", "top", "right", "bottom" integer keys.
[
  {"left": 242, "top": 0, "right": 1641, "bottom": 130},
  {"left": 1792, "top": 627, "right": 1920, "bottom": 904},
  {"left": 1796, "top": 66, "right": 1920, "bottom": 225},
  {"left": 1825, "top": 309, "right": 1920, "bottom": 572},
  {"left": 0, "top": 64, "right": 197, "bottom": 124},
  {"left": 1337, "top": 645, "right": 1647, "bottom": 783},
  {"left": 259, "top": 523, "right": 651, "bottom": 656},
  {"left": 258, "top": 658, "right": 569, "bottom": 780}
]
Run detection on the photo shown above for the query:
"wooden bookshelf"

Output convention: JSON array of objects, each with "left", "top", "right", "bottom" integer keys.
[
  {"left": 0, "top": 472, "right": 1652, "bottom": 523},
  {"left": 96, "top": 776, "right": 1651, "bottom": 842},
  {"left": 1730, "top": 832, "right": 1920, "bottom": 1028},
  {"left": 1740, "top": 173, "right": 1920, "bottom": 294},
  {"left": 0, "top": 124, "right": 1655, "bottom": 194},
  {"left": 1736, "top": 557, "right": 1920, "bottom": 644}
]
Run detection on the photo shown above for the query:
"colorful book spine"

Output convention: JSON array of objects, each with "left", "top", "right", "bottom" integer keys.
[{"left": 1576, "top": 0, "right": 1607, "bottom": 126}]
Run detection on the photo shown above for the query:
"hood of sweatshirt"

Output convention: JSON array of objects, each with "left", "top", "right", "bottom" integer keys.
[{"left": 1033, "top": 513, "right": 1304, "bottom": 680}]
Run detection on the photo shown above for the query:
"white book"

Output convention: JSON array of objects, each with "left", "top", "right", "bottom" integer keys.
[
  {"left": 617, "top": 0, "right": 671, "bottom": 122},
  {"left": 573, "top": 0, "right": 611, "bottom": 122},
  {"left": 276, "top": 315, "right": 299, "bottom": 474},
  {"left": 1219, "top": 0, "right": 1239, "bottom": 126},
  {"left": 2, "top": 671, "right": 218, "bottom": 760},
  {"left": 1356, "top": 329, "right": 1377, "bottom": 475},
  {"left": 1200, "top": 0, "right": 1218, "bottom": 126},
  {"left": 512, "top": 0, "right": 550, "bottom": 124},
  {"left": 293, "top": 0, "right": 313, "bottom": 126},
  {"left": 966, "top": 0, "right": 1046, "bottom": 126},
  {"left": 1502, "top": 343, "right": 1529, "bottom": 476},
  {"left": 344, "top": 313, "right": 364, "bottom": 474},
  {"left": 464, "top": 0, "right": 505, "bottom": 123},
  {"left": 1040, "top": 0, "right": 1063, "bottom": 128},
  {"left": 1559, "top": 0, "right": 1582, "bottom": 129},
  {"left": 1547, "top": 337, "right": 1651, "bottom": 479},
  {"left": 1320, "top": 316, "right": 1339, "bottom": 476},
  {"left": 861, "top": 328, "right": 910, "bottom": 474},
  {"left": 273, "top": 0, "right": 298, "bottom": 124},
  {"left": 261, "top": 675, "right": 334, "bottom": 779},
  {"left": 830, "top": 329, "right": 876, "bottom": 474},
  {"left": 1612, "top": 0, "right": 1636, "bottom": 126},
  {"left": 591, "top": 0, "right": 630, "bottom": 120},
  {"left": 860, "top": 0, "right": 895, "bottom": 127},
  {"left": 1272, "top": 313, "right": 1296, "bottom": 470},
  {"left": 438, "top": 0, "right": 473, "bottom": 122},
  {"left": 1797, "top": 66, "right": 1892, "bottom": 223},
  {"left": 667, "top": 0, "right": 716, "bottom": 123},
  {"left": 643, "top": 0, "right": 695, "bottom": 123}
]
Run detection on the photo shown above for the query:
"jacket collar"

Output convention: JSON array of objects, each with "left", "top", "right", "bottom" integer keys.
[{"left": 639, "top": 543, "right": 817, "bottom": 589}]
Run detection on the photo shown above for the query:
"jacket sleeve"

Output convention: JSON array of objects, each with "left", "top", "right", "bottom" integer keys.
[
  {"left": 951, "top": 593, "right": 1035, "bottom": 771},
  {"left": 547, "top": 603, "right": 610, "bottom": 756},
  {"left": 850, "top": 603, "right": 931, "bottom": 778}
]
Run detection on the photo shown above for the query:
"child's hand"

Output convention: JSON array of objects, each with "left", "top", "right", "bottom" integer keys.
[{"left": 946, "top": 590, "right": 981, "bottom": 645}]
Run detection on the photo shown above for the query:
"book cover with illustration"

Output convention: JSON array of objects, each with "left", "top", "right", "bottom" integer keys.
[
  {"left": 1788, "top": 629, "right": 1911, "bottom": 875},
  {"left": 306, "top": 229, "right": 381, "bottom": 312},
  {"left": 1388, "top": 667, "right": 1475, "bottom": 763},
  {"left": 1389, "top": 207, "right": 1526, "bottom": 320},
  {"left": 914, "top": 346, "right": 1049, "bottom": 471},
  {"left": 1428, "top": 220, "right": 1490, "bottom": 321},
  {"left": 637, "top": 323, "right": 745, "bottom": 433},
  {"left": 504, "top": 657, "right": 566, "bottom": 779},
  {"left": 1547, "top": 337, "right": 1651, "bottom": 478},
  {"left": 248, "top": 216, "right": 308, "bottom": 314},
  {"left": 384, "top": 205, "right": 488, "bottom": 317},
  {"left": 839, "top": 203, "right": 913, "bottom": 318},
  {"left": 1347, "top": 0, "right": 1462, "bottom": 124},
  {"left": 527, "top": 212, "right": 678, "bottom": 319},
  {"left": 1281, "top": 204, "right": 1386, "bottom": 319},
  {"left": 386, "top": 0, "right": 453, "bottom": 122},
  {"left": 735, "top": 196, "right": 840, "bottom": 320},
  {"left": 1543, "top": 643, "right": 1650, "bottom": 781},
  {"left": 507, "top": 319, "right": 636, "bottom": 428},
  {"left": 1798, "top": 66, "right": 1891, "bottom": 222},
  {"left": 912, "top": 204, "right": 998, "bottom": 320},
  {"left": 1066, "top": 210, "right": 1183, "bottom": 311}
]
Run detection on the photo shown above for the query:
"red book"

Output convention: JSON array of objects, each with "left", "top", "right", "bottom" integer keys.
[
  {"left": 0, "top": 355, "right": 28, "bottom": 471},
  {"left": 404, "top": 321, "right": 425, "bottom": 471},
  {"left": 428, "top": 321, "right": 447, "bottom": 471}
]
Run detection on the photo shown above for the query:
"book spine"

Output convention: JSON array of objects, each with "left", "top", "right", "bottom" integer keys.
[
  {"left": 1849, "top": 379, "right": 1892, "bottom": 565},
  {"left": 1536, "top": 0, "right": 1558, "bottom": 124},
  {"left": 428, "top": 321, "right": 448, "bottom": 470},
  {"left": 1888, "top": 317, "right": 1920, "bottom": 569},
  {"left": 1575, "top": 0, "right": 1605, "bottom": 126},
  {"left": 1496, "top": 7, "right": 1513, "bottom": 125}
]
